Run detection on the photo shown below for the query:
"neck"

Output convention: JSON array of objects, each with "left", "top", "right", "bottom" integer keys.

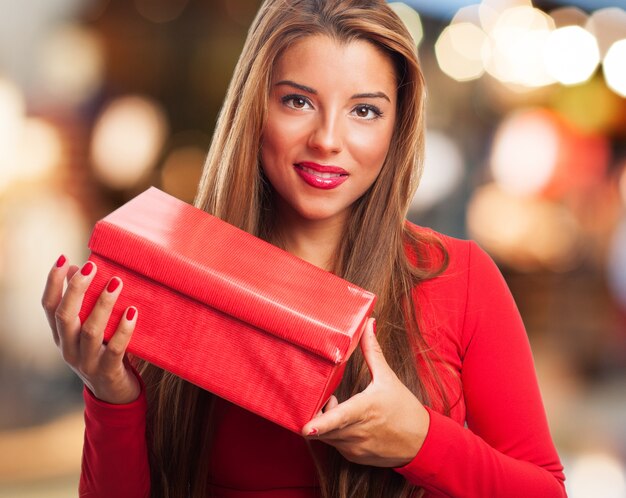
[{"left": 272, "top": 212, "right": 346, "bottom": 272}]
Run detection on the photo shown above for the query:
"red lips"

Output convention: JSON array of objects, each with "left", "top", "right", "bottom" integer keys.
[{"left": 294, "top": 162, "right": 349, "bottom": 190}]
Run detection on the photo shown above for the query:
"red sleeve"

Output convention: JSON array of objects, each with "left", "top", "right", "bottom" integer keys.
[
  {"left": 79, "top": 383, "right": 151, "bottom": 497},
  {"left": 395, "top": 241, "right": 566, "bottom": 497}
]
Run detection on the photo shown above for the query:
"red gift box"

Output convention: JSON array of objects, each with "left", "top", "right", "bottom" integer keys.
[{"left": 79, "top": 187, "right": 376, "bottom": 433}]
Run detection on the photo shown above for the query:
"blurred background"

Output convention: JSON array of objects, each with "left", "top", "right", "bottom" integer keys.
[{"left": 0, "top": 0, "right": 625, "bottom": 496}]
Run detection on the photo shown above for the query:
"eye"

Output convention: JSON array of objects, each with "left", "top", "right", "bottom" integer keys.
[
  {"left": 281, "top": 94, "right": 312, "bottom": 110},
  {"left": 352, "top": 104, "right": 383, "bottom": 120}
]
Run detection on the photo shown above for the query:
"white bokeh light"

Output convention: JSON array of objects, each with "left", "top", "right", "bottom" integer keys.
[
  {"left": 436, "top": 23, "right": 488, "bottom": 81},
  {"left": 90, "top": 95, "right": 169, "bottom": 189},
  {"left": 411, "top": 131, "right": 464, "bottom": 212},
  {"left": 586, "top": 7, "right": 626, "bottom": 58},
  {"left": 483, "top": 6, "right": 555, "bottom": 87},
  {"left": 544, "top": 26, "right": 600, "bottom": 85},
  {"left": 0, "top": 189, "right": 88, "bottom": 370},
  {"left": 19, "top": 118, "right": 64, "bottom": 181},
  {"left": 567, "top": 453, "right": 626, "bottom": 498},
  {"left": 490, "top": 110, "right": 560, "bottom": 196},
  {"left": 37, "top": 24, "right": 104, "bottom": 106},
  {"left": 603, "top": 39, "right": 626, "bottom": 98},
  {"left": 0, "top": 78, "right": 26, "bottom": 192},
  {"left": 389, "top": 3, "right": 423, "bottom": 47}
]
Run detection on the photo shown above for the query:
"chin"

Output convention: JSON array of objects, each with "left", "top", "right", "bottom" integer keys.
[{"left": 294, "top": 205, "right": 346, "bottom": 223}]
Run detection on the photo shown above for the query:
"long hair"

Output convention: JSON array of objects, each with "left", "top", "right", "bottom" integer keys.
[{"left": 138, "top": 1, "right": 450, "bottom": 496}]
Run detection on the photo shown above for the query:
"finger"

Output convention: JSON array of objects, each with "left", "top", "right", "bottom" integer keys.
[
  {"left": 323, "top": 395, "right": 339, "bottom": 412},
  {"left": 360, "top": 318, "right": 391, "bottom": 382},
  {"left": 314, "top": 394, "right": 340, "bottom": 418},
  {"left": 66, "top": 265, "right": 79, "bottom": 284},
  {"left": 101, "top": 306, "right": 137, "bottom": 370},
  {"left": 79, "top": 276, "right": 123, "bottom": 371},
  {"left": 55, "top": 261, "right": 97, "bottom": 363},
  {"left": 41, "top": 254, "right": 70, "bottom": 345},
  {"left": 302, "top": 393, "right": 367, "bottom": 437}
]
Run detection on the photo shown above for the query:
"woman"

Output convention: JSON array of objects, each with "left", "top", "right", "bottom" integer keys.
[{"left": 42, "top": 0, "right": 567, "bottom": 496}]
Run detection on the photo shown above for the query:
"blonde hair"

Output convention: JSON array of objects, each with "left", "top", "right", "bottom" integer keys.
[{"left": 139, "top": 1, "right": 450, "bottom": 496}]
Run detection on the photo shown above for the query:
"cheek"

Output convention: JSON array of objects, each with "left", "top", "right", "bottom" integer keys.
[
  {"left": 261, "top": 111, "right": 309, "bottom": 163},
  {"left": 349, "top": 124, "right": 395, "bottom": 171}
]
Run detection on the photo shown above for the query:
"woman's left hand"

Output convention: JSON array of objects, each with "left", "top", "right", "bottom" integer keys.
[{"left": 301, "top": 318, "right": 430, "bottom": 468}]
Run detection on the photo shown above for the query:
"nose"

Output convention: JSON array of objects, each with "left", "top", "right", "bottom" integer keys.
[{"left": 307, "top": 111, "right": 343, "bottom": 155}]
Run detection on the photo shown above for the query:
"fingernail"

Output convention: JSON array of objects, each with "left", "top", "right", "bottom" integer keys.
[
  {"left": 80, "top": 261, "right": 94, "bottom": 276},
  {"left": 106, "top": 277, "right": 121, "bottom": 293},
  {"left": 55, "top": 254, "right": 66, "bottom": 268},
  {"left": 307, "top": 428, "right": 318, "bottom": 436},
  {"left": 372, "top": 318, "right": 377, "bottom": 335},
  {"left": 126, "top": 307, "right": 136, "bottom": 321}
]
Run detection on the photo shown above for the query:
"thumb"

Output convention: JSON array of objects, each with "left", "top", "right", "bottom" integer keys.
[{"left": 360, "top": 318, "right": 390, "bottom": 381}]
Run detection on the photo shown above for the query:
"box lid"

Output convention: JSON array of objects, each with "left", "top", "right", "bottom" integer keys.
[{"left": 89, "top": 187, "right": 376, "bottom": 364}]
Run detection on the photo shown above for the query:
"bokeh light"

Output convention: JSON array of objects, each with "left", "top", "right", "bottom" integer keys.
[
  {"left": 490, "top": 107, "right": 609, "bottom": 199},
  {"left": 467, "top": 183, "right": 580, "bottom": 271},
  {"left": 435, "top": 22, "right": 488, "bottom": 82},
  {"left": 389, "top": 3, "right": 423, "bottom": 48},
  {"left": 586, "top": 7, "right": 626, "bottom": 58},
  {"left": 0, "top": 85, "right": 63, "bottom": 192},
  {"left": 543, "top": 26, "right": 600, "bottom": 86},
  {"left": 567, "top": 453, "right": 626, "bottom": 498},
  {"left": 37, "top": 24, "right": 104, "bottom": 107},
  {"left": 0, "top": 189, "right": 88, "bottom": 370},
  {"left": 603, "top": 39, "right": 626, "bottom": 98},
  {"left": 411, "top": 130, "right": 464, "bottom": 212},
  {"left": 490, "top": 109, "right": 559, "bottom": 196},
  {"left": 482, "top": 5, "right": 555, "bottom": 88},
  {"left": 18, "top": 118, "right": 64, "bottom": 182},
  {"left": 452, "top": 4, "right": 482, "bottom": 26},
  {"left": 90, "top": 95, "right": 169, "bottom": 190},
  {"left": 0, "top": 79, "right": 26, "bottom": 192}
]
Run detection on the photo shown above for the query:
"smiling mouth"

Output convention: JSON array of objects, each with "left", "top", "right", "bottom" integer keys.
[
  {"left": 293, "top": 162, "right": 349, "bottom": 190},
  {"left": 297, "top": 165, "right": 346, "bottom": 178},
  {"left": 294, "top": 162, "right": 349, "bottom": 177}
]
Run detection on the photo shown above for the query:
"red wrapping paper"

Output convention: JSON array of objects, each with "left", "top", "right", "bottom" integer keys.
[{"left": 79, "top": 187, "right": 376, "bottom": 432}]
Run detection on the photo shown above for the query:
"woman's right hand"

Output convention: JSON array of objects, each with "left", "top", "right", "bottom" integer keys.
[{"left": 41, "top": 255, "right": 141, "bottom": 405}]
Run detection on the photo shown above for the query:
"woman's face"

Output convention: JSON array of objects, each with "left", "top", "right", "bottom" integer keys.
[{"left": 261, "top": 35, "right": 397, "bottom": 228}]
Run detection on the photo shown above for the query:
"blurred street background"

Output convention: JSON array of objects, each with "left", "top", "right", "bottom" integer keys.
[{"left": 1, "top": 0, "right": 625, "bottom": 496}]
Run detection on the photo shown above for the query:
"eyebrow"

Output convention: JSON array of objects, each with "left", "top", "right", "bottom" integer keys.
[{"left": 275, "top": 80, "right": 391, "bottom": 103}]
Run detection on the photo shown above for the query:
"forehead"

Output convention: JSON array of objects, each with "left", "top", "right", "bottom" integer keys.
[{"left": 271, "top": 35, "right": 397, "bottom": 98}]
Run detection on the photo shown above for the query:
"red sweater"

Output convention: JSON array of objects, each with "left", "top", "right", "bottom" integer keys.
[{"left": 79, "top": 233, "right": 566, "bottom": 497}]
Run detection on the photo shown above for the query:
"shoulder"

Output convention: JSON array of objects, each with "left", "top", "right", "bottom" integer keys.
[
  {"left": 403, "top": 221, "right": 487, "bottom": 281},
  {"left": 405, "top": 221, "right": 522, "bottom": 353},
  {"left": 404, "top": 221, "right": 510, "bottom": 331}
]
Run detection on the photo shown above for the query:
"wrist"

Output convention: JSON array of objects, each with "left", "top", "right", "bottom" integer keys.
[
  {"left": 90, "top": 372, "right": 141, "bottom": 405},
  {"left": 397, "top": 401, "right": 431, "bottom": 467}
]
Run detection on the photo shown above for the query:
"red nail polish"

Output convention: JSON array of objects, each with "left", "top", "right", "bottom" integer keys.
[
  {"left": 80, "top": 261, "right": 94, "bottom": 276},
  {"left": 308, "top": 428, "right": 318, "bottom": 436},
  {"left": 126, "top": 307, "right": 136, "bottom": 321},
  {"left": 373, "top": 319, "right": 377, "bottom": 335},
  {"left": 55, "top": 255, "right": 66, "bottom": 268},
  {"left": 106, "top": 277, "right": 120, "bottom": 293}
]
